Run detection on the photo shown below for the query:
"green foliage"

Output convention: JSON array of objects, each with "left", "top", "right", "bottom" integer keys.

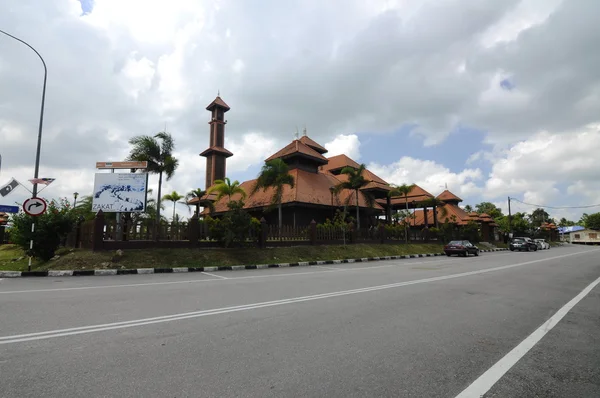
[
  {"left": 186, "top": 188, "right": 214, "bottom": 216},
  {"left": 558, "top": 217, "right": 576, "bottom": 227},
  {"left": 206, "top": 201, "right": 259, "bottom": 247},
  {"left": 252, "top": 158, "right": 295, "bottom": 229},
  {"left": 584, "top": 212, "right": 600, "bottom": 230},
  {"left": 459, "top": 221, "right": 481, "bottom": 243},
  {"left": 475, "top": 202, "right": 503, "bottom": 219},
  {"left": 438, "top": 220, "right": 457, "bottom": 243},
  {"left": 162, "top": 190, "right": 187, "bottom": 221},
  {"left": 334, "top": 163, "right": 374, "bottom": 230},
  {"left": 9, "top": 198, "right": 77, "bottom": 261},
  {"left": 208, "top": 177, "right": 247, "bottom": 207},
  {"left": 529, "top": 208, "right": 550, "bottom": 228},
  {"left": 384, "top": 224, "right": 405, "bottom": 240}
]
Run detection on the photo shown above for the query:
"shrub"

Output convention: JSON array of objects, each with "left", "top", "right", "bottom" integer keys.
[
  {"left": 206, "top": 201, "right": 260, "bottom": 247},
  {"left": 9, "top": 198, "right": 77, "bottom": 261}
]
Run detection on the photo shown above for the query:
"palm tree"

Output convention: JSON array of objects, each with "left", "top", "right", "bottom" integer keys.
[
  {"left": 185, "top": 188, "right": 215, "bottom": 217},
  {"left": 333, "top": 164, "right": 373, "bottom": 230},
  {"left": 388, "top": 183, "right": 415, "bottom": 243},
  {"left": 207, "top": 177, "right": 247, "bottom": 208},
  {"left": 127, "top": 132, "right": 179, "bottom": 238},
  {"left": 251, "top": 159, "right": 295, "bottom": 229},
  {"left": 162, "top": 191, "right": 187, "bottom": 221}
]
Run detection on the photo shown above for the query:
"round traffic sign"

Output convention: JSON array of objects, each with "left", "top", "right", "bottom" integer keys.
[{"left": 23, "top": 197, "right": 47, "bottom": 216}]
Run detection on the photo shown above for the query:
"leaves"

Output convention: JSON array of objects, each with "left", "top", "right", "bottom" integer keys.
[{"left": 208, "top": 177, "right": 247, "bottom": 206}]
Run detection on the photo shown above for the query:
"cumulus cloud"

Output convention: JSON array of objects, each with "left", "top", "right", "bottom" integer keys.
[
  {"left": 1, "top": 0, "right": 600, "bottom": 222},
  {"left": 324, "top": 134, "right": 361, "bottom": 160}
]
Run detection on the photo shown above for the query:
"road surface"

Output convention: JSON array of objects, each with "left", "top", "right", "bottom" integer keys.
[{"left": 1, "top": 245, "right": 599, "bottom": 397}]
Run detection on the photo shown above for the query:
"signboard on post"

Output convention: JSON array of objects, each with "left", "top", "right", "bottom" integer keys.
[
  {"left": 95, "top": 161, "right": 148, "bottom": 169},
  {"left": 91, "top": 173, "right": 149, "bottom": 212},
  {"left": 23, "top": 197, "right": 47, "bottom": 216},
  {"left": 0, "top": 205, "right": 19, "bottom": 213}
]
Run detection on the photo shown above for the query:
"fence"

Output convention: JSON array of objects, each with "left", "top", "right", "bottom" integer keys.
[{"left": 66, "top": 211, "right": 442, "bottom": 252}]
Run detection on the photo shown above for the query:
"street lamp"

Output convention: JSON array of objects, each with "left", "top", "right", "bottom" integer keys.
[
  {"left": 0, "top": 29, "right": 47, "bottom": 198},
  {"left": 73, "top": 192, "right": 79, "bottom": 208}
]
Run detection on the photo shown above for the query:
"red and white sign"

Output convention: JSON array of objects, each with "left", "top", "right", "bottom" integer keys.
[{"left": 23, "top": 197, "right": 47, "bottom": 217}]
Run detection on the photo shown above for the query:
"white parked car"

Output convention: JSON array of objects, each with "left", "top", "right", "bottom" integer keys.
[{"left": 534, "top": 238, "right": 550, "bottom": 250}]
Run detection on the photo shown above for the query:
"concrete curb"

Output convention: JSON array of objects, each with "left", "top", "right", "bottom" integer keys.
[{"left": 0, "top": 248, "right": 509, "bottom": 278}]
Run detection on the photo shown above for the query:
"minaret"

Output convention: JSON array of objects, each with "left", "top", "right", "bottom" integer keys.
[{"left": 200, "top": 95, "right": 233, "bottom": 190}]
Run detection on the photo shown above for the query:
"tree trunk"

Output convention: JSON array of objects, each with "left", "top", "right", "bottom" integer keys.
[
  {"left": 405, "top": 195, "right": 409, "bottom": 243},
  {"left": 195, "top": 203, "right": 200, "bottom": 217},
  {"left": 424, "top": 207, "right": 428, "bottom": 228},
  {"left": 355, "top": 189, "right": 360, "bottom": 230},
  {"left": 155, "top": 170, "right": 163, "bottom": 240},
  {"left": 172, "top": 202, "right": 176, "bottom": 221},
  {"left": 278, "top": 201, "right": 283, "bottom": 230},
  {"left": 433, "top": 206, "right": 438, "bottom": 228}
]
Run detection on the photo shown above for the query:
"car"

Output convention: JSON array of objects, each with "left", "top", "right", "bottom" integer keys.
[
  {"left": 444, "top": 240, "right": 479, "bottom": 257},
  {"left": 510, "top": 237, "right": 538, "bottom": 251},
  {"left": 534, "top": 238, "right": 550, "bottom": 250}
]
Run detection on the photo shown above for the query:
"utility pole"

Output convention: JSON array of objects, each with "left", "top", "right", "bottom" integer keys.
[{"left": 507, "top": 196, "right": 512, "bottom": 237}]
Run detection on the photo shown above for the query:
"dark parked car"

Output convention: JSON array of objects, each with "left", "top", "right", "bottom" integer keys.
[
  {"left": 444, "top": 240, "right": 479, "bottom": 257},
  {"left": 509, "top": 237, "right": 538, "bottom": 251}
]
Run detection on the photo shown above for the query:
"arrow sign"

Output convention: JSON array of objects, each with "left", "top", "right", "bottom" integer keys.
[
  {"left": 22, "top": 197, "right": 47, "bottom": 217},
  {"left": 0, "top": 205, "right": 19, "bottom": 213}
]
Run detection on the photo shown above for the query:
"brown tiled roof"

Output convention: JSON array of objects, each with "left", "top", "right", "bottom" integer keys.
[
  {"left": 265, "top": 140, "right": 328, "bottom": 164},
  {"left": 405, "top": 203, "right": 475, "bottom": 227},
  {"left": 199, "top": 146, "right": 234, "bottom": 157},
  {"left": 388, "top": 184, "right": 434, "bottom": 204},
  {"left": 320, "top": 154, "right": 360, "bottom": 172},
  {"left": 206, "top": 96, "right": 230, "bottom": 111},
  {"left": 436, "top": 190, "right": 463, "bottom": 203},
  {"left": 207, "top": 168, "right": 384, "bottom": 214},
  {"left": 362, "top": 181, "right": 392, "bottom": 191},
  {"left": 299, "top": 136, "right": 328, "bottom": 154}
]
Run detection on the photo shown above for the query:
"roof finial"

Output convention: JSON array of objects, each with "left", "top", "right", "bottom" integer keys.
[
  {"left": 217, "top": 89, "right": 220, "bottom": 97},
  {"left": 303, "top": 124, "right": 307, "bottom": 136},
  {"left": 294, "top": 126, "right": 299, "bottom": 140}
]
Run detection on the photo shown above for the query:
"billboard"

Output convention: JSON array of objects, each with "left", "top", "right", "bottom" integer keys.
[{"left": 92, "top": 173, "right": 149, "bottom": 213}]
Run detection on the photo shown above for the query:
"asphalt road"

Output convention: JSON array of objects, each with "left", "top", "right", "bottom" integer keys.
[{"left": 1, "top": 245, "right": 599, "bottom": 397}]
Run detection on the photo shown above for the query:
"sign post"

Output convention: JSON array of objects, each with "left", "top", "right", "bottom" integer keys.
[
  {"left": 95, "top": 161, "right": 148, "bottom": 241},
  {"left": 22, "top": 197, "right": 47, "bottom": 270}
]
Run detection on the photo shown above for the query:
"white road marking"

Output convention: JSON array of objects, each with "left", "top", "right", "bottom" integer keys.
[
  {"left": 455, "top": 274, "right": 600, "bottom": 398},
  {"left": 1, "top": 249, "right": 598, "bottom": 345},
  {"left": 0, "top": 257, "right": 466, "bottom": 295},
  {"left": 313, "top": 265, "right": 344, "bottom": 271},
  {"left": 201, "top": 271, "right": 228, "bottom": 280}
]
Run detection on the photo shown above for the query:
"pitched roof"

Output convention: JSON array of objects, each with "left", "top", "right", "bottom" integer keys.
[
  {"left": 320, "top": 154, "right": 360, "bottom": 172},
  {"left": 199, "top": 146, "right": 234, "bottom": 157},
  {"left": 265, "top": 140, "right": 328, "bottom": 164},
  {"left": 299, "top": 136, "right": 328, "bottom": 154},
  {"left": 436, "top": 190, "right": 463, "bottom": 203},
  {"left": 206, "top": 96, "right": 230, "bottom": 111},
  {"left": 207, "top": 168, "right": 384, "bottom": 214}
]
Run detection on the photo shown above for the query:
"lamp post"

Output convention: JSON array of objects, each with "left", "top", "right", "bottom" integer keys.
[
  {"left": 73, "top": 192, "right": 79, "bottom": 208},
  {"left": 0, "top": 29, "right": 47, "bottom": 198},
  {"left": 1, "top": 29, "right": 47, "bottom": 272}
]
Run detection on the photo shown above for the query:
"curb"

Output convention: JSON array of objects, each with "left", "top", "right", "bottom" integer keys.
[{"left": 0, "top": 248, "right": 509, "bottom": 278}]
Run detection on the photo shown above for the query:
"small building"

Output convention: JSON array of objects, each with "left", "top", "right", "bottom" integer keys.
[{"left": 569, "top": 229, "right": 600, "bottom": 245}]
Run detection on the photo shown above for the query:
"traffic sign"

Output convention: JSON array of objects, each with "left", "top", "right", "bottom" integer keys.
[
  {"left": 0, "top": 205, "right": 19, "bottom": 213},
  {"left": 23, "top": 197, "right": 47, "bottom": 216}
]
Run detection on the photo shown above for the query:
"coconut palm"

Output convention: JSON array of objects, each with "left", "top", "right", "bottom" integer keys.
[
  {"left": 127, "top": 132, "right": 179, "bottom": 238},
  {"left": 162, "top": 191, "right": 188, "bottom": 221},
  {"left": 251, "top": 159, "right": 295, "bottom": 229},
  {"left": 388, "top": 183, "right": 415, "bottom": 243},
  {"left": 333, "top": 164, "right": 373, "bottom": 230},
  {"left": 207, "top": 177, "right": 247, "bottom": 208},
  {"left": 186, "top": 188, "right": 215, "bottom": 217}
]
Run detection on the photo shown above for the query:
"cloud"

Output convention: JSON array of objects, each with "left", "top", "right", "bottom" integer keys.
[
  {"left": 324, "top": 134, "right": 361, "bottom": 160},
  {"left": 1, "top": 0, "right": 600, "bottom": 223},
  {"left": 368, "top": 157, "right": 483, "bottom": 199}
]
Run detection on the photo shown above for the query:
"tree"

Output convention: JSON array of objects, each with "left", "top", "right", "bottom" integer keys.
[
  {"left": 334, "top": 164, "right": 373, "bottom": 230},
  {"left": 388, "top": 183, "right": 415, "bottom": 243},
  {"left": 558, "top": 217, "right": 576, "bottom": 227},
  {"left": 207, "top": 177, "right": 247, "bottom": 209},
  {"left": 464, "top": 204, "right": 473, "bottom": 213},
  {"left": 251, "top": 158, "right": 295, "bottom": 229},
  {"left": 529, "top": 208, "right": 550, "bottom": 228},
  {"left": 162, "top": 191, "right": 187, "bottom": 221},
  {"left": 475, "top": 202, "right": 503, "bottom": 219},
  {"left": 584, "top": 212, "right": 600, "bottom": 230},
  {"left": 579, "top": 213, "right": 589, "bottom": 226},
  {"left": 127, "top": 132, "right": 179, "bottom": 237},
  {"left": 185, "top": 188, "right": 214, "bottom": 217}
]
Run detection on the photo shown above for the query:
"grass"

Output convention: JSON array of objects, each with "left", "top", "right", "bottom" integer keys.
[{"left": 0, "top": 243, "right": 445, "bottom": 271}]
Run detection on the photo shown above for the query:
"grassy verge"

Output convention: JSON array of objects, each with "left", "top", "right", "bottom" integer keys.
[{"left": 0, "top": 243, "right": 445, "bottom": 271}]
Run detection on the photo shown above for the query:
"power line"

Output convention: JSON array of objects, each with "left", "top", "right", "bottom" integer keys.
[{"left": 509, "top": 197, "right": 600, "bottom": 210}]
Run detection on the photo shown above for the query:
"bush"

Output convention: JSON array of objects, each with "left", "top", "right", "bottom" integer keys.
[
  {"left": 206, "top": 201, "right": 260, "bottom": 247},
  {"left": 9, "top": 198, "right": 77, "bottom": 261}
]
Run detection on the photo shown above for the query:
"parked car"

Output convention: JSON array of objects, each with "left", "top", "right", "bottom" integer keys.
[
  {"left": 444, "top": 240, "right": 479, "bottom": 257},
  {"left": 510, "top": 237, "right": 538, "bottom": 251},
  {"left": 534, "top": 238, "right": 550, "bottom": 250}
]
